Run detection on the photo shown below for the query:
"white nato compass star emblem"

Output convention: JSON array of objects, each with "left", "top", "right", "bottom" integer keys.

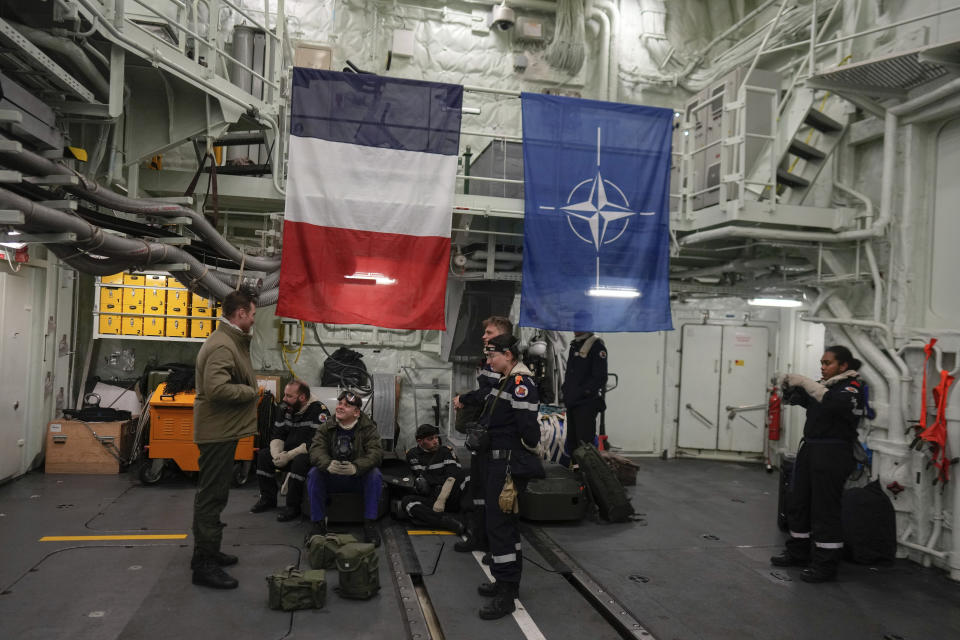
[{"left": 539, "top": 127, "right": 653, "bottom": 298}]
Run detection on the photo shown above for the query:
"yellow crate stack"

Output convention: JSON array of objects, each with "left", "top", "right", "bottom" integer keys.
[
  {"left": 98, "top": 283, "right": 122, "bottom": 335},
  {"left": 190, "top": 293, "right": 218, "bottom": 338},
  {"left": 166, "top": 279, "right": 189, "bottom": 337},
  {"left": 143, "top": 274, "right": 167, "bottom": 336},
  {"left": 121, "top": 274, "right": 144, "bottom": 336}
]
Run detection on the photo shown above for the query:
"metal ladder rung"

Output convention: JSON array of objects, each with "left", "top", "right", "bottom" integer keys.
[
  {"left": 804, "top": 108, "right": 843, "bottom": 132},
  {"left": 788, "top": 139, "right": 827, "bottom": 161}
]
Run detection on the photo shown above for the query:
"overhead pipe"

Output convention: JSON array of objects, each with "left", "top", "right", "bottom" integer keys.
[
  {"left": 8, "top": 21, "right": 111, "bottom": 100},
  {"left": 0, "top": 144, "right": 281, "bottom": 272},
  {"left": 592, "top": 0, "right": 619, "bottom": 101},
  {"left": 587, "top": 5, "right": 610, "bottom": 101},
  {"left": 0, "top": 187, "right": 280, "bottom": 304}
]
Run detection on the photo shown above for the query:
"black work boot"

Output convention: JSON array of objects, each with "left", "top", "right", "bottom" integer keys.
[
  {"left": 363, "top": 519, "right": 381, "bottom": 547},
  {"left": 478, "top": 581, "right": 518, "bottom": 620},
  {"left": 801, "top": 547, "right": 840, "bottom": 583},
  {"left": 276, "top": 506, "right": 302, "bottom": 522},
  {"left": 250, "top": 495, "right": 276, "bottom": 513},
  {"left": 191, "top": 555, "right": 239, "bottom": 589},
  {"left": 190, "top": 550, "right": 238, "bottom": 569},
  {"left": 439, "top": 515, "right": 465, "bottom": 537}
]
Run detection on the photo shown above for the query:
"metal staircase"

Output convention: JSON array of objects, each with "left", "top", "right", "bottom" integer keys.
[{"left": 746, "top": 86, "right": 848, "bottom": 205}]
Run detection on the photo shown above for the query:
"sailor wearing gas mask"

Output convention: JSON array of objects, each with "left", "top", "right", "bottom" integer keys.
[
  {"left": 400, "top": 424, "right": 466, "bottom": 534},
  {"left": 251, "top": 380, "right": 330, "bottom": 521},
  {"left": 471, "top": 333, "right": 544, "bottom": 620},
  {"left": 306, "top": 390, "right": 384, "bottom": 546}
]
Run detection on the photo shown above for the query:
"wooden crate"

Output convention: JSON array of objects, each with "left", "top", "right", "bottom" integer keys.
[{"left": 45, "top": 420, "right": 123, "bottom": 474}]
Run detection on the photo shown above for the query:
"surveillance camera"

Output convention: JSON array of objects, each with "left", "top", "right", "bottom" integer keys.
[{"left": 490, "top": 4, "right": 516, "bottom": 31}]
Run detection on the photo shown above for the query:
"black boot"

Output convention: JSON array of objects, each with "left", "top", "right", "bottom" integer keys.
[
  {"left": 363, "top": 519, "right": 381, "bottom": 547},
  {"left": 190, "top": 550, "right": 238, "bottom": 569},
  {"left": 801, "top": 546, "right": 840, "bottom": 583},
  {"left": 191, "top": 554, "right": 239, "bottom": 589},
  {"left": 250, "top": 495, "right": 276, "bottom": 513},
  {"left": 276, "top": 506, "right": 302, "bottom": 522},
  {"left": 478, "top": 580, "right": 498, "bottom": 597},
  {"left": 478, "top": 581, "right": 518, "bottom": 620}
]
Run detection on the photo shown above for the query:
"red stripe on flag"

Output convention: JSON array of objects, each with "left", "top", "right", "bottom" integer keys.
[{"left": 277, "top": 222, "right": 450, "bottom": 329}]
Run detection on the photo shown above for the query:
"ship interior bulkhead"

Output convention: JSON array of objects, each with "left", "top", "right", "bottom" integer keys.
[{"left": 0, "top": 1, "right": 959, "bottom": 639}]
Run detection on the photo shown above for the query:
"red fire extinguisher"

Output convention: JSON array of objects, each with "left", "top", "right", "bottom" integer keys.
[{"left": 767, "top": 386, "right": 782, "bottom": 441}]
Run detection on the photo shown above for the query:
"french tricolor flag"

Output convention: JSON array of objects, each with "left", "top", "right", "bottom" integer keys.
[{"left": 277, "top": 69, "right": 463, "bottom": 329}]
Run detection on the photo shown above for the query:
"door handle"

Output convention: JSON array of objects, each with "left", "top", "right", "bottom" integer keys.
[{"left": 685, "top": 403, "right": 715, "bottom": 429}]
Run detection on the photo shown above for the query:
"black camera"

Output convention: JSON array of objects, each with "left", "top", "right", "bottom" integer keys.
[
  {"left": 464, "top": 421, "right": 489, "bottom": 452},
  {"left": 333, "top": 432, "right": 355, "bottom": 461}
]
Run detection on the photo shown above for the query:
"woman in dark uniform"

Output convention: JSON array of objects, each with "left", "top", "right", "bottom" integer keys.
[
  {"left": 474, "top": 333, "right": 542, "bottom": 619},
  {"left": 771, "top": 345, "right": 865, "bottom": 582}
]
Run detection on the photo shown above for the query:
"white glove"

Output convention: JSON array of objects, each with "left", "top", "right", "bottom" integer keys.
[
  {"left": 433, "top": 477, "right": 456, "bottom": 512},
  {"left": 273, "top": 450, "right": 292, "bottom": 468},
  {"left": 269, "top": 438, "right": 284, "bottom": 460},
  {"left": 782, "top": 373, "right": 827, "bottom": 402}
]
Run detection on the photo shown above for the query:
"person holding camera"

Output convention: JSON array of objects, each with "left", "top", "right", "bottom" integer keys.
[
  {"left": 771, "top": 345, "right": 865, "bottom": 583},
  {"left": 453, "top": 315, "right": 512, "bottom": 555},
  {"left": 306, "top": 390, "right": 384, "bottom": 546},
  {"left": 251, "top": 380, "right": 331, "bottom": 521},
  {"left": 472, "top": 333, "right": 543, "bottom": 620},
  {"left": 399, "top": 424, "right": 466, "bottom": 534}
]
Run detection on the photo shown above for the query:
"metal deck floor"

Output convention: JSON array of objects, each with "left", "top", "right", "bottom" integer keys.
[{"left": 1, "top": 459, "right": 958, "bottom": 640}]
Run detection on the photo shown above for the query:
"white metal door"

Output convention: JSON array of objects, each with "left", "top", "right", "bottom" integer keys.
[
  {"left": 603, "top": 331, "right": 666, "bottom": 454},
  {"left": 718, "top": 326, "right": 769, "bottom": 452},
  {"left": 677, "top": 324, "right": 722, "bottom": 449},
  {"left": 0, "top": 271, "right": 34, "bottom": 480}
]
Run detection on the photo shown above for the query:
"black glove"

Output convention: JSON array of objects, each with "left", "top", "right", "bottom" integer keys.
[
  {"left": 465, "top": 424, "right": 489, "bottom": 452},
  {"left": 783, "top": 387, "right": 806, "bottom": 406}
]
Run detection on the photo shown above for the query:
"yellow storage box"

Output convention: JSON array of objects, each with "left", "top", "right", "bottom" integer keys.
[{"left": 165, "top": 317, "right": 188, "bottom": 337}]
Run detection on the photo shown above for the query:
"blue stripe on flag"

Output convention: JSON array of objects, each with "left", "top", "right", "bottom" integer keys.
[
  {"left": 519, "top": 93, "right": 674, "bottom": 332},
  {"left": 290, "top": 69, "right": 462, "bottom": 156}
]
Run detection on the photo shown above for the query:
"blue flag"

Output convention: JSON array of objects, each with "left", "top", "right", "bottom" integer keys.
[{"left": 519, "top": 93, "right": 674, "bottom": 332}]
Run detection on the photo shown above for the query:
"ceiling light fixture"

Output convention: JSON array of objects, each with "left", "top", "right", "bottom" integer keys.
[
  {"left": 748, "top": 297, "right": 802, "bottom": 308},
  {"left": 345, "top": 272, "right": 396, "bottom": 285},
  {"left": 587, "top": 286, "right": 641, "bottom": 299}
]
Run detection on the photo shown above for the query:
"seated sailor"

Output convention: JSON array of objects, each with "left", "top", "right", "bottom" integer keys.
[
  {"left": 306, "top": 390, "right": 384, "bottom": 546},
  {"left": 399, "top": 423, "right": 466, "bottom": 534},
  {"left": 251, "top": 380, "right": 330, "bottom": 521}
]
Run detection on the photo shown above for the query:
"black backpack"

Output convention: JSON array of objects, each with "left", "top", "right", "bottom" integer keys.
[
  {"left": 321, "top": 347, "right": 368, "bottom": 388},
  {"left": 572, "top": 442, "right": 635, "bottom": 523},
  {"left": 841, "top": 479, "right": 896, "bottom": 564}
]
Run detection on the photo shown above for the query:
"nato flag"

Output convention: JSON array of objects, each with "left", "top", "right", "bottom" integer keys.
[{"left": 519, "top": 93, "right": 674, "bottom": 332}]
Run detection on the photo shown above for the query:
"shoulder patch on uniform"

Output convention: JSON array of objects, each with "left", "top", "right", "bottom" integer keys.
[
  {"left": 843, "top": 386, "right": 858, "bottom": 393},
  {"left": 514, "top": 384, "right": 529, "bottom": 398},
  {"left": 318, "top": 413, "right": 328, "bottom": 422},
  {"left": 599, "top": 350, "right": 607, "bottom": 359}
]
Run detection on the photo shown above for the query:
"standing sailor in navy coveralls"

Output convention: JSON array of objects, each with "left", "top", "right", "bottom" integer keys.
[
  {"left": 562, "top": 331, "right": 608, "bottom": 448},
  {"left": 474, "top": 333, "right": 541, "bottom": 620},
  {"left": 452, "top": 316, "right": 512, "bottom": 553},
  {"left": 771, "top": 345, "right": 865, "bottom": 582}
]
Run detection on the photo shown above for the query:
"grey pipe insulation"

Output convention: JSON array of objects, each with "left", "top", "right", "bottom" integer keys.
[
  {"left": 0, "top": 187, "right": 280, "bottom": 305},
  {"left": 0, "top": 144, "right": 281, "bottom": 273}
]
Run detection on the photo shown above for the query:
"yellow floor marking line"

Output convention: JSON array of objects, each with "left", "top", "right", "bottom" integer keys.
[
  {"left": 406, "top": 530, "right": 456, "bottom": 536},
  {"left": 39, "top": 534, "right": 188, "bottom": 541}
]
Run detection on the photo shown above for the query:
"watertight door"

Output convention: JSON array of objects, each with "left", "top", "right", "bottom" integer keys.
[{"left": 677, "top": 324, "right": 722, "bottom": 450}]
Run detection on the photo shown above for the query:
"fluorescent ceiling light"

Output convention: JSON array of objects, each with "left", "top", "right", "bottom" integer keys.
[
  {"left": 0, "top": 242, "right": 26, "bottom": 249},
  {"left": 748, "top": 297, "right": 802, "bottom": 307},
  {"left": 587, "top": 286, "right": 641, "bottom": 299},
  {"left": 345, "top": 271, "right": 396, "bottom": 285}
]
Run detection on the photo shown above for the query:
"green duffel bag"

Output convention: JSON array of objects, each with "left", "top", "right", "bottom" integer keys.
[
  {"left": 334, "top": 542, "right": 380, "bottom": 600},
  {"left": 307, "top": 532, "right": 359, "bottom": 570},
  {"left": 266, "top": 566, "right": 327, "bottom": 611}
]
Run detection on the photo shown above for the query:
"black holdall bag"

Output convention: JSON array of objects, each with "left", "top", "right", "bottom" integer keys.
[
  {"left": 842, "top": 479, "right": 896, "bottom": 564},
  {"left": 507, "top": 447, "right": 546, "bottom": 480},
  {"left": 572, "top": 442, "right": 635, "bottom": 523}
]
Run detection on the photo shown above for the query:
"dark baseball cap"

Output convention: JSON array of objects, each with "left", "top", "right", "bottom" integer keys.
[
  {"left": 484, "top": 333, "right": 518, "bottom": 355},
  {"left": 415, "top": 424, "right": 440, "bottom": 439}
]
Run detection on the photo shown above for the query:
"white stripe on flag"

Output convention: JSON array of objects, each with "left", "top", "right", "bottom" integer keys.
[{"left": 285, "top": 136, "right": 456, "bottom": 237}]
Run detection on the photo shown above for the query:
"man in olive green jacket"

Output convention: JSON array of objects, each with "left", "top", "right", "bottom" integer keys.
[
  {"left": 191, "top": 287, "right": 258, "bottom": 589},
  {"left": 306, "top": 390, "right": 384, "bottom": 546}
]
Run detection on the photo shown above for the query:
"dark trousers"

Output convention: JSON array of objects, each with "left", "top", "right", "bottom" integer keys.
[
  {"left": 465, "top": 451, "right": 488, "bottom": 547},
  {"left": 307, "top": 466, "right": 383, "bottom": 522},
  {"left": 566, "top": 403, "right": 600, "bottom": 448},
  {"left": 786, "top": 441, "right": 854, "bottom": 565},
  {"left": 484, "top": 459, "right": 529, "bottom": 584},
  {"left": 400, "top": 473, "right": 464, "bottom": 529},
  {"left": 255, "top": 448, "right": 310, "bottom": 509},
  {"left": 192, "top": 440, "right": 237, "bottom": 558}
]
